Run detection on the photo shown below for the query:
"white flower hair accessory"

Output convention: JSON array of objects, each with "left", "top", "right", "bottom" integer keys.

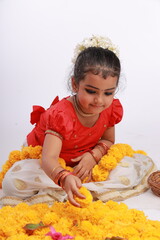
[{"left": 72, "top": 35, "right": 119, "bottom": 63}]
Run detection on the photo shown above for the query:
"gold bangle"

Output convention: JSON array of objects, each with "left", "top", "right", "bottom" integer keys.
[
  {"left": 54, "top": 170, "right": 67, "bottom": 185},
  {"left": 59, "top": 172, "right": 73, "bottom": 189},
  {"left": 97, "top": 142, "right": 109, "bottom": 154},
  {"left": 50, "top": 165, "right": 62, "bottom": 178},
  {"left": 89, "top": 150, "right": 100, "bottom": 163},
  {"left": 95, "top": 145, "right": 105, "bottom": 156}
]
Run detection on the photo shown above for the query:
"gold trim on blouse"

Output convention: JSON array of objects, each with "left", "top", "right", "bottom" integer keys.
[{"left": 45, "top": 130, "right": 63, "bottom": 141}]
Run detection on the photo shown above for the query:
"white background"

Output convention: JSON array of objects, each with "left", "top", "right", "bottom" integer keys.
[{"left": 0, "top": 0, "right": 160, "bottom": 168}]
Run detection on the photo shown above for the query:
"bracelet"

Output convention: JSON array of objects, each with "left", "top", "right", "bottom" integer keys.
[
  {"left": 95, "top": 145, "right": 105, "bottom": 156},
  {"left": 54, "top": 169, "right": 67, "bottom": 186},
  {"left": 59, "top": 172, "right": 73, "bottom": 189},
  {"left": 97, "top": 142, "right": 110, "bottom": 154},
  {"left": 50, "top": 165, "right": 62, "bottom": 178},
  {"left": 89, "top": 150, "right": 100, "bottom": 163}
]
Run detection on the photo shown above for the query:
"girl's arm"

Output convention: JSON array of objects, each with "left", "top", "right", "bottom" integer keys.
[
  {"left": 41, "top": 134, "right": 85, "bottom": 207},
  {"left": 89, "top": 126, "right": 115, "bottom": 161},
  {"left": 100, "top": 125, "right": 115, "bottom": 147},
  {"left": 41, "top": 134, "right": 63, "bottom": 177}
]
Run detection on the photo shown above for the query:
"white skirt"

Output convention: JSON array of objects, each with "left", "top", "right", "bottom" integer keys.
[{"left": 0, "top": 154, "right": 156, "bottom": 206}]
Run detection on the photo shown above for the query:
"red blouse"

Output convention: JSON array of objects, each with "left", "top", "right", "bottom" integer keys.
[{"left": 27, "top": 96, "right": 123, "bottom": 166}]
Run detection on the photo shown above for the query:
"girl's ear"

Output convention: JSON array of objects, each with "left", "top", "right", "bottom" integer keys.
[{"left": 71, "top": 77, "right": 78, "bottom": 93}]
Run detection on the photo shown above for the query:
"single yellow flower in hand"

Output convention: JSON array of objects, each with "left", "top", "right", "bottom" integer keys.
[{"left": 74, "top": 187, "right": 93, "bottom": 208}]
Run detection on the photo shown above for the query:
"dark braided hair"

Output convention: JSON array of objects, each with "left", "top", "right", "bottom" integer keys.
[{"left": 73, "top": 47, "right": 121, "bottom": 86}]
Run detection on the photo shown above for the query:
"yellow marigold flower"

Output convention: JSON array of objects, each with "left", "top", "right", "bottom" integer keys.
[
  {"left": 125, "top": 146, "right": 134, "bottom": 157},
  {"left": 0, "top": 172, "right": 4, "bottom": 188},
  {"left": 92, "top": 165, "right": 109, "bottom": 182},
  {"left": 28, "top": 145, "right": 42, "bottom": 159},
  {"left": 74, "top": 236, "right": 85, "bottom": 240},
  {"left": 8, "top": 150, "right": 21, "bottom": 161},
  {"left": 129, "top": 237, "right": 141, "bottom": 240},
  {"left": 58, "top": 158, "right": 66, "bottom": 168},
  {"left": 82, "top": 176, "right": 89, "bottom": 183},
  {"left": 6, "top": 233, "right": 28, "bottom": 240},
  {"left": 74, "top": 187, "right": 93, "bottom": 207},
  {"left": 54, "top": 217, "right": 73, "bottom": 234},
  {"left": 99, "top": 155, "right": 117, "bottom": 170},
  {"left": 107, "top": 146, "right": 124, "bottom": 162},
  {"left": 42, "top": 212, "right": 59, "bottom": 225},
  {"left": 65, "top": 166, "right": 74, "bottom": 172},
  {"left": 20, "top": 147, "right": 31, "bottom": 159},
  {"left": 34, "top": 227, "right": 50, "bottom": 236},
  {"left": 1, "top": 200, "right": 160, "bottom": 239},
  {"left": 134, "top": 150, "right": 147, "bottom": 155},
  {"left": 1, "top": 161, "right": 10, "bottom": 172},
  {"left": 114, "top": 143, "right": 134, "bottom": 157}
]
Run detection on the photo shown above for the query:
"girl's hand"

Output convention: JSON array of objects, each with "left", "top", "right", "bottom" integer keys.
[
  {"left": 71, "top": 152, "right": 96, "bottom": 182},
  {"left": 63, "top": 174, "right": 85, "bottom": 207}
]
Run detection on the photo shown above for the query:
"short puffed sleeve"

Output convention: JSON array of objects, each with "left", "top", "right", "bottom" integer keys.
[
  {"left": 46, "top": 108, "right": 74, "bottom": 141},
  {"left": 108, "top": 99, "right": 123, "bottom": 127}
]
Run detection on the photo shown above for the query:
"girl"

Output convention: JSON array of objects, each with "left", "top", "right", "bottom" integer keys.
[{"left": 2, "top": 36, "right": 123, "bottom": 207}]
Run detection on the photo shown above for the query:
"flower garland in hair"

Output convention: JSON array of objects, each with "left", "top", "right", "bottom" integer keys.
[
  {"left": 72, "top": 35, "right": 119, "bottom": 63},
  {"left": 0, "top": 144, "right": 147, "bottom": 187}
]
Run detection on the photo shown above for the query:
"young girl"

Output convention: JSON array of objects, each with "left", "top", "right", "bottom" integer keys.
[{"left": 2, "top": 36, "right": 123, "bottom": 207}]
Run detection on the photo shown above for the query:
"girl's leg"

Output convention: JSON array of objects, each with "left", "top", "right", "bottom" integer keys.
[{"left": 2, "top": 159, "right": 55, "bottom": 199}]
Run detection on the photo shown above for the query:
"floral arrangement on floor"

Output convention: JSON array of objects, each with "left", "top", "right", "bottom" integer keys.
[
  {"left": 0, "top": 144, "right": 146, "bottom": 187},
  {"left": 0, "top": 186, "right": 160, "bottom": 240},
  {"left": 0, "top": 144, "right": 147, "bottom": 188}
]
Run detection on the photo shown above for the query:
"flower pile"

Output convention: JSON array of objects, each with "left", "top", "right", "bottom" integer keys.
[
  {"left": 0, "top": 188, "right": 160, "bottom": 239},
  {"left": 0, "top": 144, "right": 147, "bottom": 187},
  {"left": 72, "top": 35, "right": 119, "bottom": 63}
]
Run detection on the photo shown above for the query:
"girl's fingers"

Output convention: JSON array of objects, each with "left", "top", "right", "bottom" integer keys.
[
  {"left": 85, "top": 171, "right": 92, "bottom": 182},
  {"left": 75, "top": 167, "right": 90, "bottom": 180},
  {"left": 80, "top": 170, "right": 90, "bottom": 181},
  {"left": 71, "top": 156, "right": 82, "bottom": 162},
  {"left": 75, "top": 168, "right": 87, "bottom": 179},
  {"left": 68, "top": 191, "right": 81, "bottom": 207},
  {"left": 76, "top": 179, "right": 82, "bottom": 189},
  {"left": 73, "top": 185, "right": 86, "bottom": 199},
  {"left": 67, "top": 186, "right": 85, "bottom": 207},
  {"left": 73, "top": 165, "right": 83, "bottom": 175}
]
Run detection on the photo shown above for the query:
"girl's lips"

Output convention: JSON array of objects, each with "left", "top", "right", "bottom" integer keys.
[{"left": 90, "top": 104, "right": 103, "bottom": 108}]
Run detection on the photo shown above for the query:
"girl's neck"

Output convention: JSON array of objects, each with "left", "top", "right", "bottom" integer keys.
[
  {"left": 68, "top": 95, "right": 100, "bottom": 128},
  {"left": 73, "top": 95, "right": 97, "bottom": 118}
]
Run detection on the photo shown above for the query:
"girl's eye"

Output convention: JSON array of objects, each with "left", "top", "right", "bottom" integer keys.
[
  {"left": 104, "top": 92, "right": 114, "bottom": 96},
  {"left": 85, "top": 89, "right": 96, "bottom": 94}
]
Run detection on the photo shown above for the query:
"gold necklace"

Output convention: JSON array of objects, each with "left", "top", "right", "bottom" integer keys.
[{"left": 73, "top": 95, "right": 96, "bottom": 117}]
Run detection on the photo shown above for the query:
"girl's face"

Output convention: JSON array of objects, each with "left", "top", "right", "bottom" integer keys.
[{"left": 73, "top": 72, "right": 118, "bottom": 115}]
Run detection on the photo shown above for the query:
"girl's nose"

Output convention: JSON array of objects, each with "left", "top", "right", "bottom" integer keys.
[{"left": 94, "top": 95, "right": 103, "bottom": 105}]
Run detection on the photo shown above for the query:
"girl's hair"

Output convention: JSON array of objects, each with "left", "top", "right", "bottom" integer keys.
[{"left": 73, "top": 47, "right": 121, "bottom": 86}]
